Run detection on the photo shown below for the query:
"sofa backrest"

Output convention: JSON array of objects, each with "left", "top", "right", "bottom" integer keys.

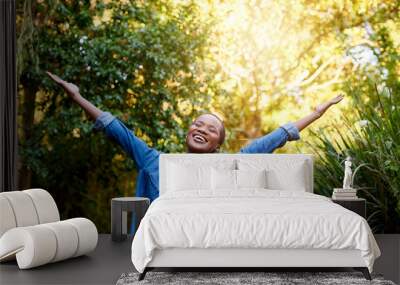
[
  {"left": 159, "top": 154, "right": 313, "bottom": 195},
  {"left": 0, "top": 189, "right": 60, "bottom": 238}
]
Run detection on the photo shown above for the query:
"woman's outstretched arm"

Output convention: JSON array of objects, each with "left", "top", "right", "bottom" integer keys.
[
  {"left": 46, "top": 71, "right": 159, "bottom": 170},
  {"left": 46, "top": 71, "right": 102, "bottom": 120},
  {"left": 240, "top": 94, "right": 344, "bottom": 153},
  {"left": 294, "top": 94, "right": 344, "bottom": 132}
]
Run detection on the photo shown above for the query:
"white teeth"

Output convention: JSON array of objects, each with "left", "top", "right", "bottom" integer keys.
[{"left": 193, "top": 134, "right": 206, "bottom": 143}]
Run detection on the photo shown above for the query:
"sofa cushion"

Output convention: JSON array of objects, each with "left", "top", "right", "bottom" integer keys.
[
  {"left": 0, "top": 196, "right": 16, "bottom": 237},
  {"left": 24, "top": 189, "right": 60, "bottom": 224},
  {"left": 0, "top": 191, "right": 39, "bottom": 228}
]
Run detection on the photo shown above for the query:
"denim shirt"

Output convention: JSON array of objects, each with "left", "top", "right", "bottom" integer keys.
[{"left": 93, "top": 112, "right": 300, "bottom": 201}]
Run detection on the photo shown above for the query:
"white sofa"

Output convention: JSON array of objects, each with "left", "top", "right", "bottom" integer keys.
[{"left": 0, "top": 188, "right": 98, "bottom": 269}]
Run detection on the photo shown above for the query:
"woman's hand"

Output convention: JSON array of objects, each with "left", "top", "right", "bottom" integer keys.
[
  {"left": 45, "top": 71, "right": 102, "bottom": 120},
  {"left": 315, "top": 94, "right": 344, "bottom": 117},
  {"left": 46, "top": 71, "right": 80, "bottom": 99},
  {"left": 294, "top": 94, "right": 344, "bottom": 132}
]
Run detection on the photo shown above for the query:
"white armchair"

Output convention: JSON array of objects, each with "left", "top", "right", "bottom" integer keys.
[{"left": 0, "top": 189, "right": 98, "bottom": 269}]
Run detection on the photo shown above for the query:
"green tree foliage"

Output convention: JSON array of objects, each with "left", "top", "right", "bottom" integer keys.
[
  {"left": 205, "top": 0, "right": 398, "bottom": 152},
  {"left": 17, "top": 0, "right": 219, "bottom": 232},
  {"left": 309, "top": 23, "right": 400, "bottom": 233}
]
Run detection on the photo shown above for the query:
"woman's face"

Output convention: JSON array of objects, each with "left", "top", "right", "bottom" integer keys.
[{"left": 186, "top": 114, "right": 223, "bottom": 153}]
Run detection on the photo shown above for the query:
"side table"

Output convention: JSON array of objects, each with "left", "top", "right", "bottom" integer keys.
[
  {"left": 111, "top": 197, "right": 150, "bottom": 242},
  {"left": 332, "top": 198, "right": 366, "bottom": 219}
]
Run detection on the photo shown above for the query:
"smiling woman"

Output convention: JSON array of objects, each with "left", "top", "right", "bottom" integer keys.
[
  {"left": 186, "top": 114, "right": 225, "bottom": 153},
  {"left": 46, "top": 71, "right": 342, "bottom": 201}
]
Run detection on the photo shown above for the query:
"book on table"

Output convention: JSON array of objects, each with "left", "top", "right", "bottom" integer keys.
[
  {"left": 332, "top": 188, "right": 358, "bottom": 200},
  {"left": 332, "top": 194, "right": 358, "bottom": 200},
  {"left": 333, "top": 188, "right": 357, "bottom": 193}
]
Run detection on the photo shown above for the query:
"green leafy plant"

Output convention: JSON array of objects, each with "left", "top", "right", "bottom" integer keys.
[{"left": 309, "top": 82, "right": 400, "bottom": 233}]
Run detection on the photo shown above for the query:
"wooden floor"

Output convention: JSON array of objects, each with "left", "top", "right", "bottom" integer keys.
[{"left": 0, "top": 234, "right": 399, "bottom": 285}]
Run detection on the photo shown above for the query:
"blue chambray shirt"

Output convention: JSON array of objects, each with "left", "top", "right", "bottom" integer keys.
[{"left": 93, "top": 112, "right": 300, "bottom": 202}]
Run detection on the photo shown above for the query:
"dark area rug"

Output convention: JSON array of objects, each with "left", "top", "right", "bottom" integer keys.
[{"left": 116, "top": 271, "right": 396, "bottom": 285}]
